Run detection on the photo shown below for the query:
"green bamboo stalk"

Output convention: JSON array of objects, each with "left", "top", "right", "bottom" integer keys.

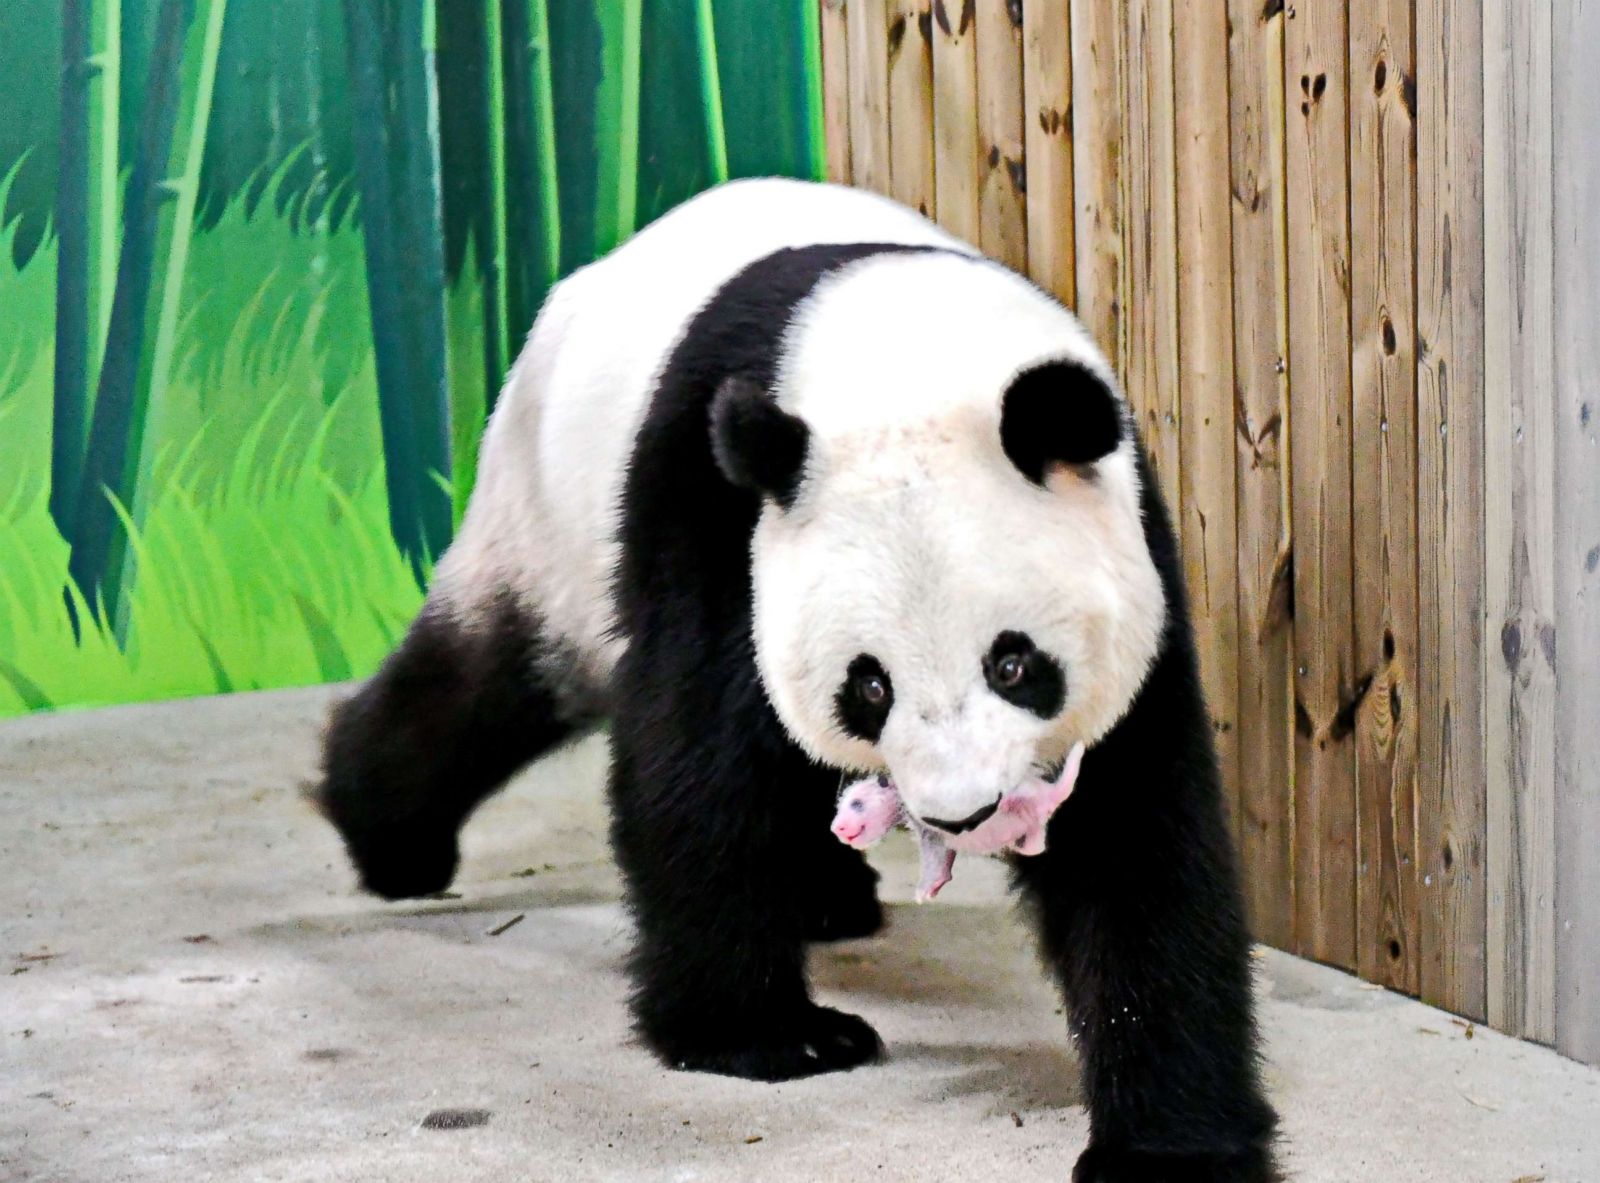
[
  {"left": 68, "top": 0, "right": 191, "bottom": 626},
  {"left": 501, "top": 0, "right": 561, "bottom": 340},
  {"left": 694, "top": 0, "right": 729, "bottom": 183},
  {"left": 94, "top": 0, "right": 121, "bottom": 356},
  {"left": 52, "top": 0, "right": 96, "bottom": 540},
  {"left": 797, "top": 0, "right": 827, "bottom": 181},
  {"left": 398, "top": 0, "right": 454, "bottom": 556},
  {"left": 115, "top": 0, "right": 227, "bottom": 640},
  {"left": 139, "top": 0, "right": 228, "bottom": 497},
  {"left": 613, "top": 0, "right": 642, "bottom": 244},
  {"left": 484, "top": 0, "right": 511, "bottom": 384},
  {"left": 343, "top": 0, "right": 428, "bottom": 576}
]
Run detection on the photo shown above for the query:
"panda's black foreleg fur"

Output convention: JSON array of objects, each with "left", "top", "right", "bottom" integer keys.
[
  {"left": 802, "top": 839, "right": 884, "bottom": 942},
  {"left": 607, "top": 645, "right": 882, "bottom": 1081},
  {"left": 1012, "top": 631, "right": 1279, "bottom": 1182},
  {"left": 317, "top": 594, "right": 591, "bottom": 900}
]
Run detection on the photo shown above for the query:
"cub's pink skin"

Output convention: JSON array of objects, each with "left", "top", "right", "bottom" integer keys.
[
  {"left": 828, "top": 743, "right": 1084, "bottom": 903},
  {"left": 943, "top": 742, "right": 1085, "bottom": 857},
  {"left": 831, "top": 776, "right": 955, "bottom": 901},
  {"left": 912, "top": 822, "right": 956, "bottom": 903},
  {"left": 831, "top": 775, "right": 903, "bottom": 848}
]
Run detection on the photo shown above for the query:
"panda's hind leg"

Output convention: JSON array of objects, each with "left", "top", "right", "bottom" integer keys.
[{"left": 316, "top": 594, "right": 594, "bottom": 899}]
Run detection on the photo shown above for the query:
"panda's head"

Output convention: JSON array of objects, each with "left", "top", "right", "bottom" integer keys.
[{"left": 710, "top": 252, "right": 1167, "bottom": 832}]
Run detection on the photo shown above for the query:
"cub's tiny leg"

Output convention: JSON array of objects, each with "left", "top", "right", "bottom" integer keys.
[{"left": 317, "top": 596, "right": 589, "bottom": 899}]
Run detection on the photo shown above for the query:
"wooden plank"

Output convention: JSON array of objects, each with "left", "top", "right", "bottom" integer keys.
[
  {"left": 820, "top": 0, "right": 854, "bottom": 183},
  {"left": 887, "top": 0, "right": 937, "bottom": 217},
  {"left": 847, "top": 0, "right": 892, "bottom": 195},
  {"left": 1285, "top": 0, "right": 1357, "bottom": 970},
  {"left": 1021, "top": 0, "right": 1074, "bottom": 305},
  {"left": 1551, "top": 0, "right": 1600, "bottom": 1066},
  {"left": 1069, "top": 0, "right": 1126, "bottom": 373},
  {"left": 1349, "top": 0, "right": 1419, "bottom": 994},
  {"left": 1482, "top": 0, "right": 1556, "bottom": 1046},
  {"left": 975, "top": 0, "right": 1027, "bottom": 270},
  {"left": 931, "top": 0, "right": 981, "bottom": 243},
  {"left": 1415, "top": 0, "right": 1488, "bottom": 1023},
  {"left": 1173, "top": 0, "right": 1239, "bottom": 856},
  {"left": 1226, "top": 0, "right": 1293, "bottom": 950},
  {"left": 1121, "top": 0, "right": 1180, "bottom": 527}
]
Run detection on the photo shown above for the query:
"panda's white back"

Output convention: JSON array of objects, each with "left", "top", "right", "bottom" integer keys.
[{"left": 431, "top": 178, "right": 971, "bottom": 687}]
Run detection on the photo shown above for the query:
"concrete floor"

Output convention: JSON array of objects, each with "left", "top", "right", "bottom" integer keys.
[{"left": 2, "top": 687, "right": 1597, "bottom": 1183}]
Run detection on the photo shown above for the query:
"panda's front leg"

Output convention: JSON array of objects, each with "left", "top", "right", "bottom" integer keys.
[
  {"left": 1011, "top": 699, "right": 1278, "bottom": 1179},
  {"left": 607, "top": 691, "right": 882, "bottom": 1082}
]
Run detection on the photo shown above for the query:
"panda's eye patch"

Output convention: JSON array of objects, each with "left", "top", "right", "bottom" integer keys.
[
  {"left": 983, "top": 631, "right": 1066, "bottom": 719},
  {"left": 835, "top": 654, "right": 894, "bottom": 741}
]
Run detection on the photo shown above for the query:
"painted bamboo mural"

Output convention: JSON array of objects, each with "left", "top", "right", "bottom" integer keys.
[
  {"left": 66, "top": 0, "right": 191, "bottom": 624},
  {"left": 342, "top": 0, "right": 454, "bottom": 581},
  {"left": 1, "top": 0, "right": 824, "bottom": 715}
]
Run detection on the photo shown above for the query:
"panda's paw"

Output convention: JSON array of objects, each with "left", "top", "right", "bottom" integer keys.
[
  {"left": 326, "top": 814, "right": 461, "bottom": 901},
  {"left": 666, "top": 1004, "right": 883, "bottom": 1082},
  {"left": 1072, "top": 1142, "right": 1278, "bottom": 1183}
]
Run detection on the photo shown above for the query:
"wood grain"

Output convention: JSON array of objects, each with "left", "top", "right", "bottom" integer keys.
[
  {"left": 1552, "top": 0, "right": 1600, "bottom": 1070},
  {"left": 1021, "top": 0, "right": 1074, "bottom": 305},
  {"left": 1349, "top": 0, "right": 1419, "bottom": 994},
  {"left": 847, "top": 0, "right": 893, "bottom": 195},
  {"left": 1069, "top": 0, "right": 1126, "bottom": 373},
  {"left": 887, "top": 0, "right": 937, "bottom": 217},
  {"left": 1225, "top": 0, "right": 1293, "bottom": 950},
  {"left": 931, "top": 0, "right": 981, "bottom": 243},
  {"left": 975, "top": 0, "right": 1027, "bottom": 270},
  {"left": 1173, "top": 0, "right": 1239, "bottom": 854},
  {"left": 1415, "top": 0, "right": 1488, "bottom": 1023},
  {"left": 1483, "top": 0, "right": 1556, "bottom": 1046},
  {"left": 820, "top": 0, "right": 854, "bottom": 183},
  {"left": 1285, "top": 0, "right": 1357, "bottom": 971},
  {"left": 1121, "top": 0, "right": 1179, "bottom": 516}
]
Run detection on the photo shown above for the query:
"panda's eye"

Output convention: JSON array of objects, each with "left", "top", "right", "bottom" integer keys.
[
  {"left": 985, "top": 631, "right": 1066, "bottom": 718},
  {"left": 835, "top": 654, "right": 894, "bottom": 741}
]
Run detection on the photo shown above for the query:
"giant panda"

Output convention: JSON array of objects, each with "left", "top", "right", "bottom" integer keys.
[{"left": 317, "top": 177, "right": 1278, "bottom": 1181}]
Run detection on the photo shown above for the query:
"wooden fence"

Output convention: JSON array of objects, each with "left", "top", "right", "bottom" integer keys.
[{"left": 816, "top": 0, "right": 1599, "bottom": 1065}]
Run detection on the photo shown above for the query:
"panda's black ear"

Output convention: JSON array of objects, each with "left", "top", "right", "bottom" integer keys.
[
  {"left": 709, "top": 376, "right": 811, "bottom": 509},
  {"left": 999, "top": 360, "right": 1124, "bottom": 484}
]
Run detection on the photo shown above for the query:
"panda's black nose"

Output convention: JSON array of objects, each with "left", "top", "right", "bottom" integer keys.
[{"left": 921, "top": 798, "right": 1001, "bottom": 835}]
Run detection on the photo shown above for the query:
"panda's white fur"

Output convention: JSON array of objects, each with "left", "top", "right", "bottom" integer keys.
[
  {"left": 756, "top": 252, "right": 1164, "bottom": 822},
  {"left": 434, "top": 175, "right": 1163, "bottom": 827},
  {"left": 431, "top": 177, "right": 968, "bottom": 689}
]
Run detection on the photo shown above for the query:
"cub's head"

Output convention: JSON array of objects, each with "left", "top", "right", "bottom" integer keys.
[{"left": 710, "top": 253, "right": 1166, "bottom": 832}]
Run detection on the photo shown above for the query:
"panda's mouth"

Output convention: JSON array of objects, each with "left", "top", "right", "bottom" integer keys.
[{"left": 920, "top": 797, "right": 1002, "bottom": 835}]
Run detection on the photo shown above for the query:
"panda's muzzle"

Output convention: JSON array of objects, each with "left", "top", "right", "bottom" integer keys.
[{"left": 921, "top": 797, "right": 1002, "bottom": 835}]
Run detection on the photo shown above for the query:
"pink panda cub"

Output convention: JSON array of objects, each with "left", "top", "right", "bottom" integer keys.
[
  {"left": 831, "top": 775, "right": 956, "bottom": 903},
  {"left": 830, "top": 743, "right": 1085, "bottom": 903}
]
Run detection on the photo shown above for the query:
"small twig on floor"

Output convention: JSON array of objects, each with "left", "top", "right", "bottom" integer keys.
[
  {"left": 1460, "top": 1092, "right": 1498, "bottom": 1112},
  {"left": 486, "top": 914, "right": 525, "bottom": 938},
  {"left": 744, "top": 1135, "right": 764, "bottom": 1145}
]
